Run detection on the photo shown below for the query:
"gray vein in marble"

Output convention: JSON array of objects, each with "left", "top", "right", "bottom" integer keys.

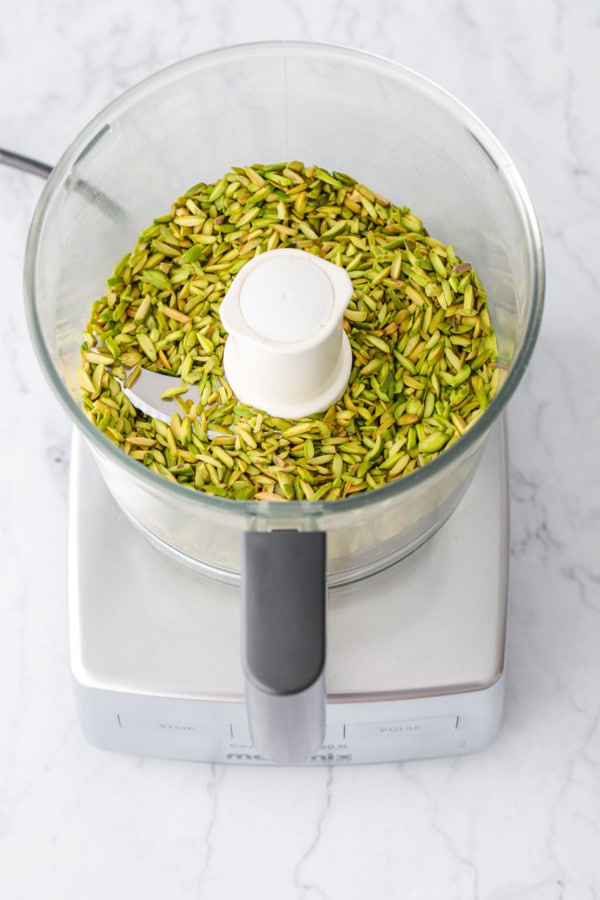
[
  {"left": 4, "top": 313, "right": 32, "bottom": 398},
  {"left": 273, "top": 0, "right": 311, "bottom": 42},
  {"left": 414, "top": 759, "right": 482, "bottom": 900},
  {"left": 428, "top": 821, "right": 480, "bottom": 900},
  {"left": 560, "top": 564, "right": 600, "bottom": 616},
  {"left": 562, "top": 16, "right": 600, "bottom": 208},
  {"left": 386, "top": 758, "right": 480, "bottom": 900},
  {"left": 194, "top": 764, "right": 226, "bottom": 900},
  {"left": 451, "top": 0, "right": 480, "bottom": 32},
  {"left": 40, "top": 420, "right": 71, "bottom": 502},
  {"left": 561, "top": 229, "right": 600, "bottom": 313},
  {"left": 509, "top": 466, "right": 563, "bottom": 563},
  {"left": 171, "top": 0, "right": 205, "bottom": 33},
  {"left": 292, "top": 767, "right": 333, "bottom": 900},
  {"left": 547, "top": 705, "right": 600, "bottom": 896}
]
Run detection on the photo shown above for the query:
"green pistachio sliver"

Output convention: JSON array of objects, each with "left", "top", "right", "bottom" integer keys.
[
  {"left": 181, "top": 245, "right": 205, "bottom": 263},
  {"left": 429, "top": 251, "right": 447, "bottom": 279},
  {"left": 137, "top": 332, "right": 157, "bottom": 361},
  {"left": 160, "top": 383, "right": 189, "bottom": 400},
  {"left": 418, "top": 431, "right": 450, "bottom": 454},
  {"left": 463, "top": 282, "right": 474, "bottom": 315},
  {"left": 78, "top": 366, "right": 96, "bottom": 394},
  {"left": 365, "top": 334, "right": 390, "bottom": 354},
  {"left": 316, "top": 168, "right": 342, "bottom": 188},
  {"left": 208, "top": 178, "right": 228, "bottom": 202},
  {"left": 452, "top": 365, "right": 472, "bottom": 387},
  {"left": 141, "top": 269, "right": 171, "bottom": 291}
]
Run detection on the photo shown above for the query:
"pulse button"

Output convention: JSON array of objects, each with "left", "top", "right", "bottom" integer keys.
[{"left": 345, "top": 716, "right": 458, "bottom": 739}]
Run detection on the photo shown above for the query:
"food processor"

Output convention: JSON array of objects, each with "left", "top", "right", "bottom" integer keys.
[{"left": 21, "top": 42, "right": 544, "bottom": 765}]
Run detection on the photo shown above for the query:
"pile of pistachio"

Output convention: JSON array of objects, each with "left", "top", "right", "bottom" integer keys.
[{"left": 79, "top": 161, "right": 499, "bottom": 501}]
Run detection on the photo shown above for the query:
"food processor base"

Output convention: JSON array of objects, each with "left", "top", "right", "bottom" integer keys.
[{"left": 69, "top": 421, "right": 508, "bottom": 766}]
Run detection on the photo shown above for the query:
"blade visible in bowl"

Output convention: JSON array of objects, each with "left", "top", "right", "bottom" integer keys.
[{"left": 121, "top": 368, "right": 199, "bottom": 425}]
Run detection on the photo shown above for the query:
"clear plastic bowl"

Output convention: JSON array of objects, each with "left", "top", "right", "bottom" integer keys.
[{"left": 25, "top": 42, "right": 544, "bottom": 585}]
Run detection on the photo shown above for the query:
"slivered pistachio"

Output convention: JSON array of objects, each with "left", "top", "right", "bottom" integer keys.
[
  {"left": 418, "top": 431, "right": 450, "bottom": 454},
  {"left": 81, "top": 161, "right": 498, "bottom": 500},
  {"left": 141, "top": 269, "right": 171, "bottom": 291}
]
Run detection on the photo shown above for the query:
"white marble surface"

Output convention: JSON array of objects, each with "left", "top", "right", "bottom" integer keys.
[{"left": 1, "top": 1, "right": 599, "bottom": 897}]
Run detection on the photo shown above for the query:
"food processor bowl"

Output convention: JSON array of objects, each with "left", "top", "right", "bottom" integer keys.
[
  {"left": 24, "top": 42, "right": 544, "bottom": 762},
  {"left": 25, "top": 41, "right": 544, "bottom": 581}
]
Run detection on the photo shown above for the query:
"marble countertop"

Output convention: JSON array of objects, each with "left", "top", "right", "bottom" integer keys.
[{"left": 1, "top": 1, "right": 599, "bottom": 897}]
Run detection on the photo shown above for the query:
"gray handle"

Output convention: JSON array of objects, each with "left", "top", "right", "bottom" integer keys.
[{"left": 242, "top": 530, "right": 326, "bottom": 764}]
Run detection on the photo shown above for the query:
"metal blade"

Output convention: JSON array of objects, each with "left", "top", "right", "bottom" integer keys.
[{"left": 121, "top": 369, "right": 198, "bottom": 425}]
